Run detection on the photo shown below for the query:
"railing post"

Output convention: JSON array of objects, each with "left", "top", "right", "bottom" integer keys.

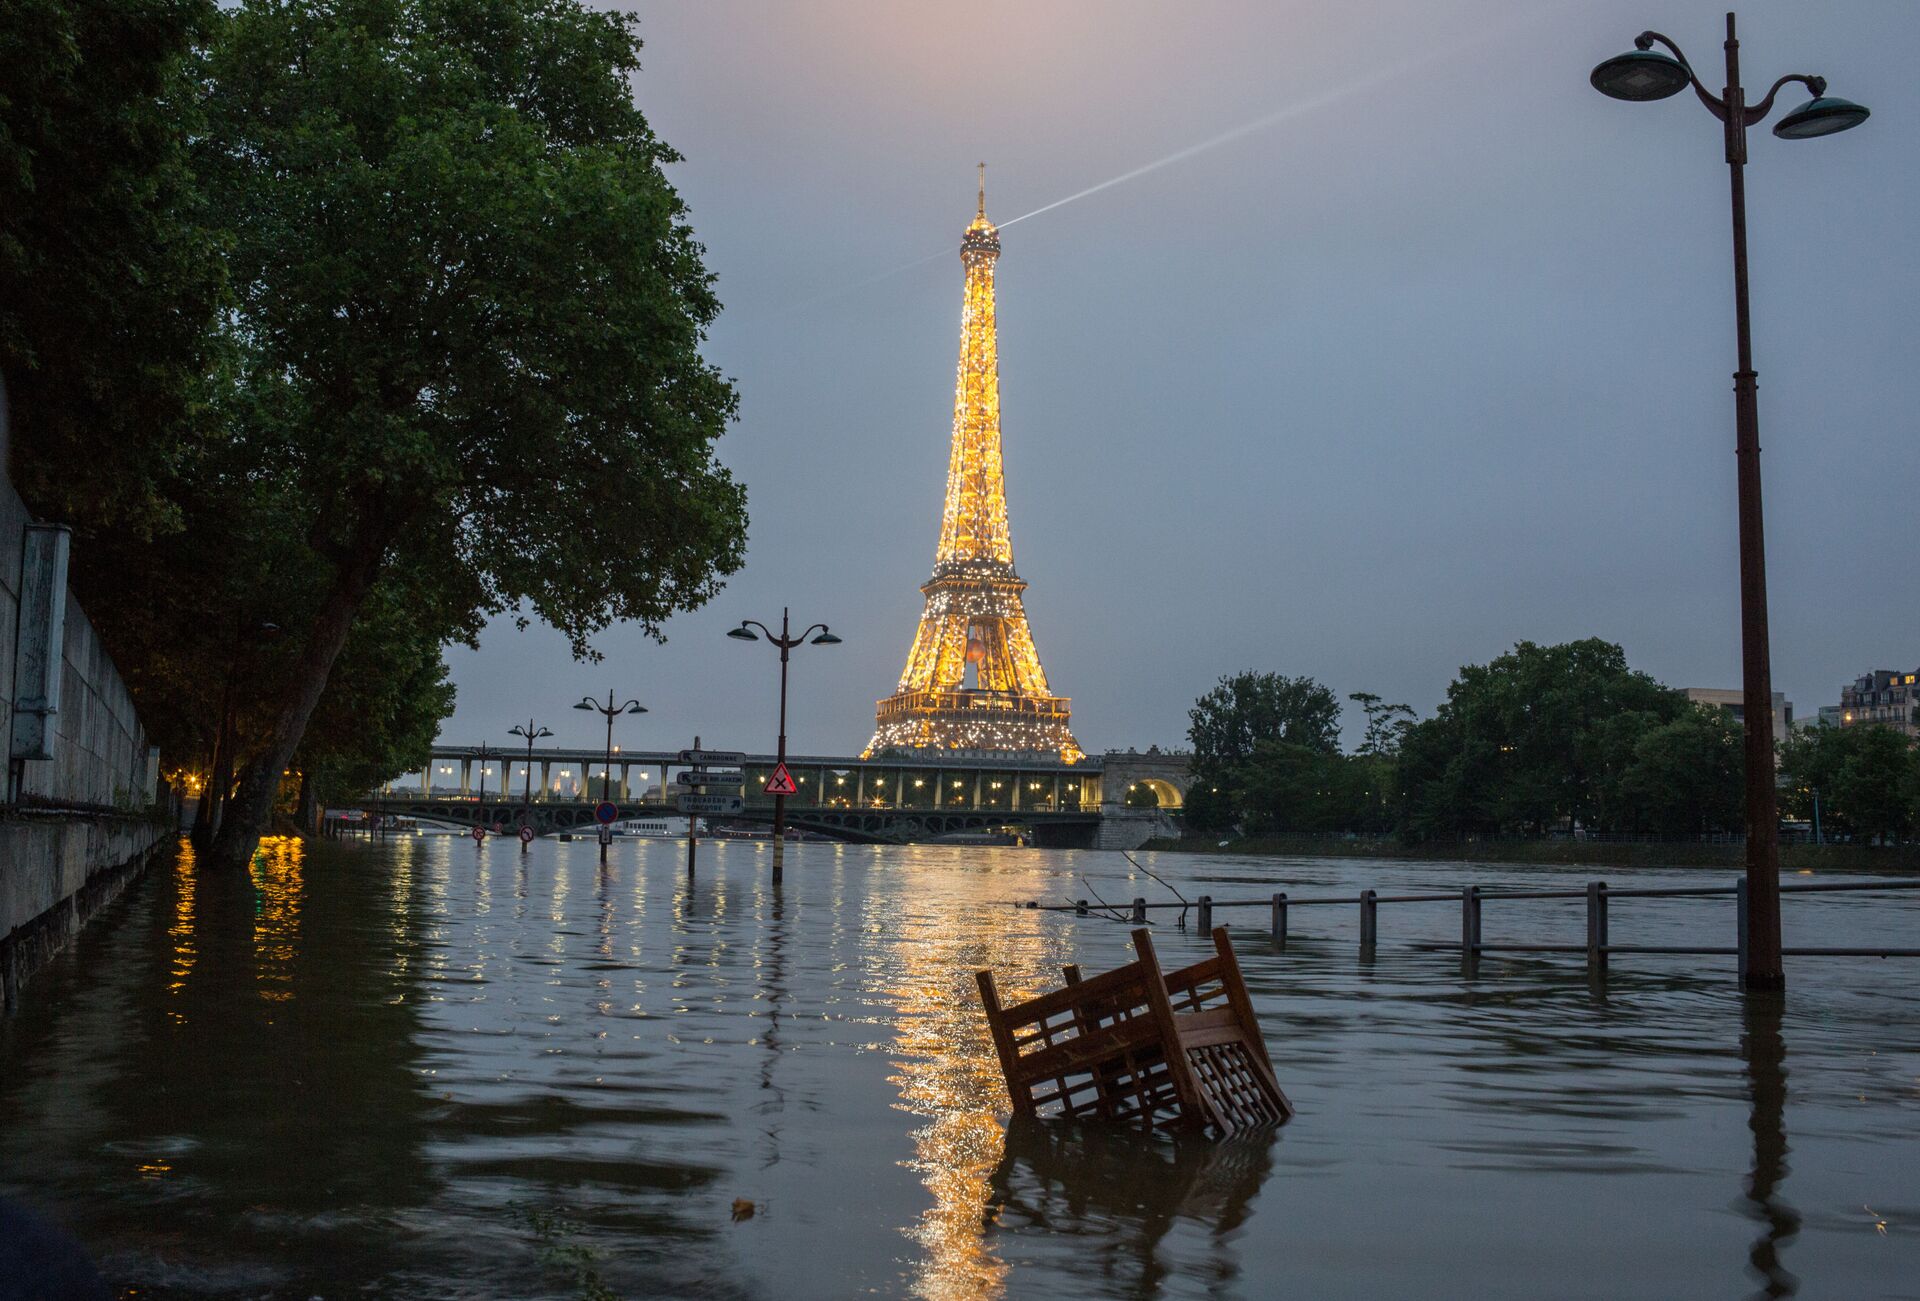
[
  {"left": 1271, "top": 892, "right": 1288, "bottom": 947},
  {"left": 1736, "top": 877, "right": 1751, "bottom": 984},
  {"left": 1586, "top": 881, "right": 1609, "bottom": 977},
  {"left": 1197, "top": 895, "right": 1213, "bottom": 931},
  {"left": 1132, "top": 896, "right": 1147, "bottom": 924},
  {"left": 1360, "top": 889, "right": 1377, "bottom": 949},
  {"left": 1461, "top": 885, "right": 1481, "bottom": 961},
  {"left": 1074, "top": 898, "right": 1089, "bottom": 916}
]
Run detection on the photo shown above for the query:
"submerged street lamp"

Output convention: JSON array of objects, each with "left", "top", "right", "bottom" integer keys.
[
  {"left": 1593, "top": 13, "right": 1868, "bottom": 992},
  {"left": 507, "top": 720, "right": 553, "bottom": 832},
  {"left": 728, "top": 610, "right": 842, "bottom": 880},
  {"left": 576, "top": 691, "right": 647, "bottom": 862}
]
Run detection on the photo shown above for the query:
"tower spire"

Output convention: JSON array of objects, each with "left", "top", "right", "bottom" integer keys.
[{"left": 865, "top": 179, "right": 1081, "bottom": 762}]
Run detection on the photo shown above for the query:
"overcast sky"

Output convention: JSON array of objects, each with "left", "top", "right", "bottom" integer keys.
[{"left": 440, "top": 0, "right": 1919, "bottom": 757}]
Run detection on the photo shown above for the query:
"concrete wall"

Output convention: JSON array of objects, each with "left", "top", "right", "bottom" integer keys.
[{"left": 2, "top": 382, "right": 166, "bottom": 1010}]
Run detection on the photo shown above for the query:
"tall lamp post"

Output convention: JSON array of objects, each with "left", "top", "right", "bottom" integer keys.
[
  {"left": 575, "top": 691, "right": 646, "bottom": 862},
  {"left": 728, "top": 609, "right": 842, "bottom": 879},
  {"left": 1592, "top": 13, "right": 1868, "bottom": 991},
  {"left": 508, "top": 720, "right": 552, "bottom": 831}
]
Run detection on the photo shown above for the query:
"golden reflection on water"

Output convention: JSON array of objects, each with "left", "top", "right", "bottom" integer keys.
[
  {"left": 250, "top": 836, "right": 305, "bottom": 1003},
  {"left": 883, "top": 865, "right": 1074, "bottom": 1301},
  {"left": 168, "top": 839, "right": 199, "bottom": 1012}
]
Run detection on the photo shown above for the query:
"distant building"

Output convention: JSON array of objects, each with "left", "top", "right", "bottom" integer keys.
[
  {"left": 1815, "top": 705, "right": 1844, "bottom": 730},
  {"left": 1838, "top": 669, "right": 1920, "bottom": 738},
  {"left": 1683, "top": 688, "right": 1792, "bottom": 749}
]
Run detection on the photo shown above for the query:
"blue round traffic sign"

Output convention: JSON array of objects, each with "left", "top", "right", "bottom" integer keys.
[{"left": 595, "top": 800, "right": 618, "bottom": 825}]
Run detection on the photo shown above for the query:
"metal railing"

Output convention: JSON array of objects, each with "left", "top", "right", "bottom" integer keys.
[{"left": 1039, "top": 878, "right": 1920, "bottom": 979}]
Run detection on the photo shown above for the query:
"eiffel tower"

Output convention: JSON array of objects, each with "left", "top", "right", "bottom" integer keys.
[{"left": 866, "top": 168, "right": 1083, "bottom": 762}]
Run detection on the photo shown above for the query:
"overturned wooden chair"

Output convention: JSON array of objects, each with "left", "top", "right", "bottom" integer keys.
[{"left": 976, "top": 927, "right": 1292, "bottom": 1138}]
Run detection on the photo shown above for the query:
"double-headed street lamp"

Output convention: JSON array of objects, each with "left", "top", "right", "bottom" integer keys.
[
  {"left": 575, "top": 691, "right": 647, "bottom": 861},
  {"left": 728, "top": 609, "right": 841, "bottom": 878},
  {"left": 507, "top": 720, "right": 552, "bottom": 826},
  {"left": 1592, "top": 13, "right": 1868, "bottom": 992}
]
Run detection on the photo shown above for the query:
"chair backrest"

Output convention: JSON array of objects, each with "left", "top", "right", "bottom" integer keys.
[{"left": 977, "top": 925, "right": 1290, "bottom": 1134}]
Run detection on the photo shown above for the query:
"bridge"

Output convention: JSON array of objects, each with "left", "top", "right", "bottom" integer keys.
[{"left": 349, "top": 746, "right": 1192, "bottom": 848}]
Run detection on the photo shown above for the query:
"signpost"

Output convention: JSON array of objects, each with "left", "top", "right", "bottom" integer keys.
[
  {"left": 676, "top": 793, "right": 744, "bottom": 816},
  {"left": 470, "top": 825, "right": 485, "bottom": 844},
  {"left": 678, "top": 749, "right": 745, "bottom": 767},
  {"left": 518, "top": 824, "right": 535, "bottom": 849},
  {"left": 674, "top": 770, "right": 744, "bottom": 788},
  {"left": 677, "top": 737, "right": 732, "bottom": 876}
]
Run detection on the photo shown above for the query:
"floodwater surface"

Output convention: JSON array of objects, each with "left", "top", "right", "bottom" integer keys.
[{"left": 1, "top": 836, "right": 1917, "bottom": 1299}]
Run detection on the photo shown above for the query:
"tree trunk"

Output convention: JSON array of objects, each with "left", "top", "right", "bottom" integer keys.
[{"left": 206, "top": 529, "right": 391, "bottom": 871}]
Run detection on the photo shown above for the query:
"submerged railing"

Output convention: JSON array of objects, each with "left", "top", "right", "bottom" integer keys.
[{"left": 1034, "top": 878, "right": 1920, "bottom": 979}]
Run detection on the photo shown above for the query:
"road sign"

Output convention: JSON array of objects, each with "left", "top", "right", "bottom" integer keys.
[
  {"left": 675, "top": 770, "right": 744, "bottom": 787},
  {"left": 598, "top": 825, "right": 613, "bottom": 846},
  {"left": 518, "top": 825, "right": 535, "bottom": 844},
  {"left": 763, "top": 763, "right": 798, "bottom": 797},
  {"left": 677, "top": 793, "right": 744, "bottom": 815},
  {"left": 470, "top": 825, "right": 485, "bottom": 842},
  {"left": 595, "top": 800, "right": 619, "bottom": 825},
  {"left": 678, "top": 749, "right": 745, "bottom": 766}
]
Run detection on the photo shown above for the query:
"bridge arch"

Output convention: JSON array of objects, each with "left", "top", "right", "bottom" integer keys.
[{"left": 1123, "top": 776, "right": 1185, "bottom": 809}]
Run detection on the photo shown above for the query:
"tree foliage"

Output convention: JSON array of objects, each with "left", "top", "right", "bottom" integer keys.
[
  {"left": 1780, "top": 723, "right": 1919, "bottom": 843},
  {"left": 1600, "top": 705, "right": 1745, "bottom": 837},
  {"left": 1189, "top": 671, "right": 1341, "bottom": 774},
  {"left": 1397, "top": 639, "right": 1682, "bottom": 838},
  {"left": 190, "top": 0, "right": 747, "bottom": 866},
  {"left": 0, "top": 0, "right": 224, "bottom": 536}
]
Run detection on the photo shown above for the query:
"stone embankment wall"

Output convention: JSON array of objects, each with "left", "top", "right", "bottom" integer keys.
[{"left": 1, "top": 391, "right": 165, "bottom": 1010}]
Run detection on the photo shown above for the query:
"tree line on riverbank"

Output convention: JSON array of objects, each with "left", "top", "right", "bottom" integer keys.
[
  {"left": 1182, "top": 639, "right": 1920, "bottom": 846},
  {"left": 1, "top": 0, "right": 746, "bottom": 867}
]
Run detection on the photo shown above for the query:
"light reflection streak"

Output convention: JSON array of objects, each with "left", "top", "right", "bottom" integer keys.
[
  {"left": 773, "top": 3, "right": 1566, "bottom": 316},
  {"left": 880, "top": 855, "right": 1073, "bottom": 1300},
  {"left": 250, "top": 836, "right": 304, "bottom": 1003},
  {"left": 168, "top": 839, "right": 198, "bottom": 1006}
]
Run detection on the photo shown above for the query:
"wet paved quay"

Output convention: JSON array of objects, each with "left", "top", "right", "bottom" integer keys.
[{"left": 2, "top": 836, "right": 1917, "bottom": 1298}]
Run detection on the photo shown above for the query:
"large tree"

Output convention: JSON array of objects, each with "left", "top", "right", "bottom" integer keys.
[
  {"left": 1397, "top": 639, "right": 1682, "bottom": 838},
  {"left": 1188, "top": 671, "right": 1341, "bottom": 773},
  {"left": 1780, "top": 723, "right": 1918, "bottom": 843},
  {"left": 1600, "top": 705, "right": 1745, "bottom": 837},
  {"left": 199, "top": 0, "right": 746, "bottom": 868}
]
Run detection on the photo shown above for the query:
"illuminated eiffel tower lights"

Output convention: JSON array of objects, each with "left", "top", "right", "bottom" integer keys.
[{"left": 866, "top": 167, "right": 1082, "bottom": 761}]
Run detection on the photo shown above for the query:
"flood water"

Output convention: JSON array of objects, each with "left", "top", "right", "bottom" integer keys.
[{"left": 2, "top": 836, "right": 1917, "bottom": 1299}]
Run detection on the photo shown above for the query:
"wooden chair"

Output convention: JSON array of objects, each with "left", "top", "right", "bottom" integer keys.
[{"left": 976, "top": 927, "right": 1292, "bottom": 1138}]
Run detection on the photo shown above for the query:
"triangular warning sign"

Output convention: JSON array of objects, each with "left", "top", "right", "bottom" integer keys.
[{"left": 763, "top": 762, "right": 799, "bottom": 796}]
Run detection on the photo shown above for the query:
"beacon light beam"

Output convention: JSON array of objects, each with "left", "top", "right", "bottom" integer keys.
[
  {"left": 998, "top": 3, "right": 1562, "bottom": 230},
  {"left": 773, "top": 2, "right": 1562, "bottom": 317}
]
